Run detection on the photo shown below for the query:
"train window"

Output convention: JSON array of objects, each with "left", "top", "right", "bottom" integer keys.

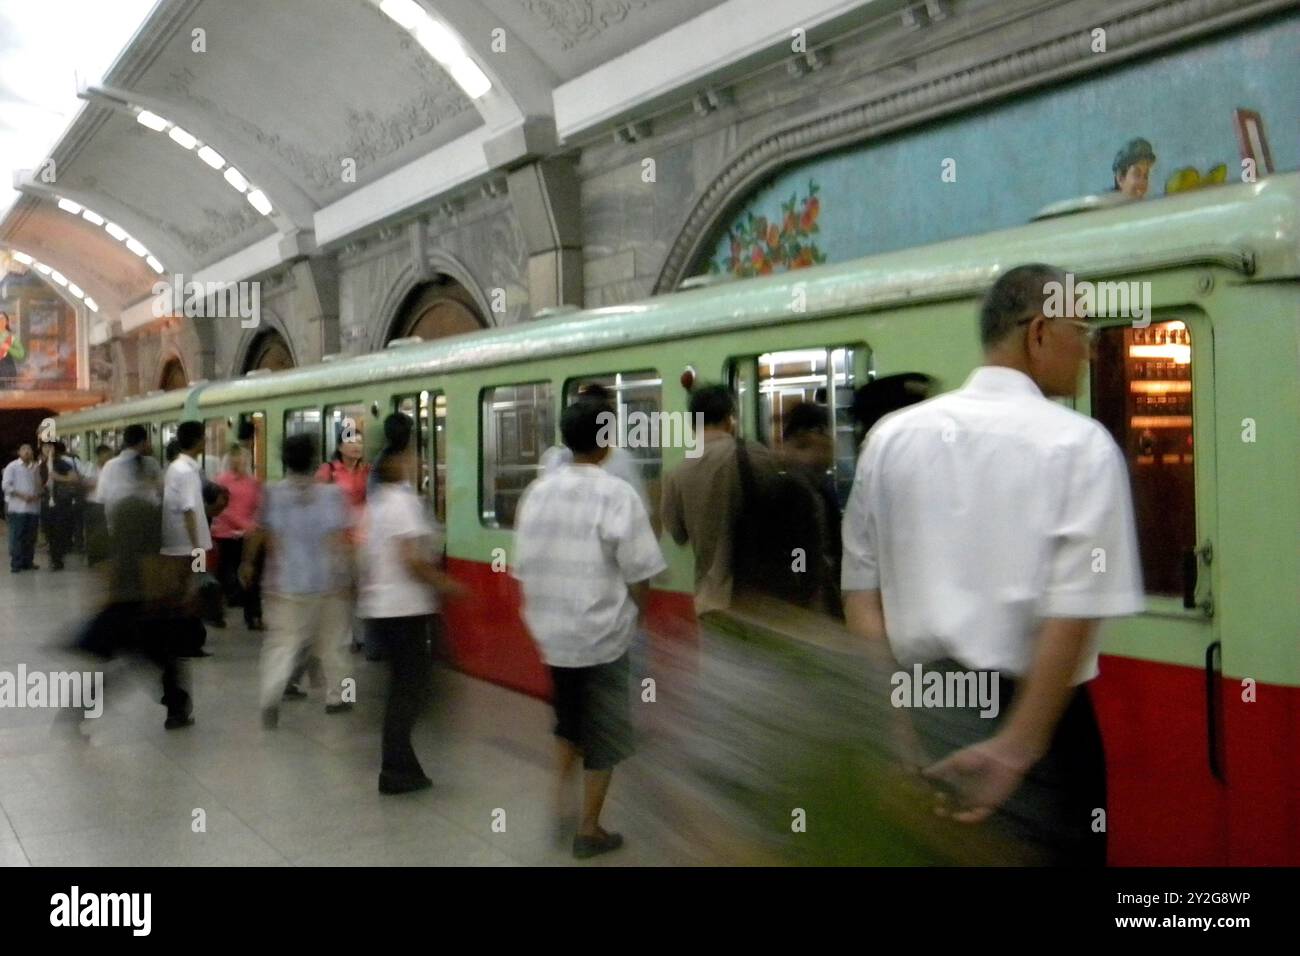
[
  {"left": 1090, "top": 320, "right": 1196, "bottom": 596},
  {"left": 481, "top": 382, "right": 554, "bottom": 529},
  {"left": 563, "top": 371, "right": 664, "bottom": 523},
  {"left": 67, "top": 434, "right": 82, "bottom": 457},
  {"left": 284, "top": 408, "right": 322, "bottom": 458},
  {"left": 324, "top": 404, "right": 365, "bottom": 462},
  {"left": 202, "top": 418, "right": 228, "bottom": 479},
  {"left": 729, "top": 346, "right": 859, "bottom": 503},
  {"left": 239, "top": 412, "right": 267, "bottom": 480}
]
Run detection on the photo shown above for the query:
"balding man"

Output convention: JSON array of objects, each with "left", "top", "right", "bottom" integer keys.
[{"left": 841, "top": 263, "right": 1143, "bottom": 865}]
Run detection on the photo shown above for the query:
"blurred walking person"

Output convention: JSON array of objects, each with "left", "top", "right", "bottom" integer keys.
[
  {"left": 514, "top": 399, "right": 666, "bottom": 858},
  {"left": 82, "top": 444, "right": 113, "bottom": 566},
  {"left": 245, "top": 434, "right": 354, "bottom": 728},
  {"left": 212, "top": 444, "right": 264, "bottom": 630},
  {"left": 40, "top": 440, "right": 78, "bottom": 571},
  {"left": 359, "top": 439, "right": 462, "bottom": 794}
]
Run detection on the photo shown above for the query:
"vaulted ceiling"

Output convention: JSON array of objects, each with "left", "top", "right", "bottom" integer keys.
[{"left": 0, "top": 0, "right": 877, "bottom": 321}]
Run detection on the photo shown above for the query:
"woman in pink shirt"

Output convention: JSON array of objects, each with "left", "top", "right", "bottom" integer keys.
[{"left": 213, "top": 444, "right": 265, "bottom": 629}]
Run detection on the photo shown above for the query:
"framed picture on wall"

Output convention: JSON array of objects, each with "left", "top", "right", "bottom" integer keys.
[{"left": 1233, "top": 109, "right": 1274, "bottom": 176}]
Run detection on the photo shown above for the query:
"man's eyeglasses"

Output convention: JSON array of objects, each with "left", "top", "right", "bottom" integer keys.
[{"left": 1017, "top": 314, "right": 1099, "bottom": 344}]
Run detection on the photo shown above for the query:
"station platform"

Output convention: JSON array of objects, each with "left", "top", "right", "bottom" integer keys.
[{"left": 0, "top": 546, "right": 755, "bottom": 867}]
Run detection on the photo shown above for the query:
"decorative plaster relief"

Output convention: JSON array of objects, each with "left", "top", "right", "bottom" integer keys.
[
  {"left": 518, "top": 0, "right": 657, "bottom": 50},
  {"left": 165, "top": 63, "right": 474, "bottom": 194}
]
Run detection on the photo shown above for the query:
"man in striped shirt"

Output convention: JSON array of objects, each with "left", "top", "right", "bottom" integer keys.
[{"left": 513, "top": 398, "right": 666, "bottom": 859}]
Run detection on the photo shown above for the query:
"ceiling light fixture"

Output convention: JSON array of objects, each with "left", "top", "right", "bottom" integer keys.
[{"left": 136, "top": 109, "right": 168, "bottom": 131}]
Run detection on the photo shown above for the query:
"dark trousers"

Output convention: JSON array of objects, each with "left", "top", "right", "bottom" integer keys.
[
  {"left": 7, "top": 512, "right": 38, "bottom": 570},
  {"left": 367, "top": 614, "right": 438, "bottom": 780},
  {"left": 85, "top": 503, "right": 109, "bottom": 565},
  {"left": 909, "top": 661, "right": 1108, "bottom": 866},
  {"left": 216, "top": 537, "right": 262, "bottom": 626},
  {"left": 78, "top": 601, "right": 192, "bottom": 721},
  {"left": 41, "top": 501, "right": 72, "bottom": 565}
]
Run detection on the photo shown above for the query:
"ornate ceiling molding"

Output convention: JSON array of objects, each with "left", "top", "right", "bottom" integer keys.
[{"left": 654, "top": 0, "right": 1299, "bottom": 292}]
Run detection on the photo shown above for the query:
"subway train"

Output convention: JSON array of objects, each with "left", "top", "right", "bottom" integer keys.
[{"left": 57, "top": 173, "right": 1299, "bottom": 866}]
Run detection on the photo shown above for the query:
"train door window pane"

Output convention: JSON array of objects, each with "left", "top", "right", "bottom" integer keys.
[
  {"left": 284, "top": 408, "right": 322, "bottom": 458},
  {"left": 160, "top": 421, "right": 178, "bottom": 461},
  {"left": 203, "top": 419, "right": 228, "bottom": 479},
  {"left": 67, "top": 434, "right": 82, "bottom": 457},
  {"left": 433, "top": 393, "right": 447, "bottom": 525},
  {"left": 395, "top": 393, "right": 432, "bottom": 502},
  {"left": 563, "top": 371, "right": 664, "bottom": 518},
  {"left": 1090, "top": 320, "right": 1195, "bottom": 596},
  {"left": 238, "top": 412, "right": 267, "bottom": 480},
  {"left": 324, "top": 405, "right": 365, "bottom": 462},
  {"left": 399, "top": 391, "right": 448, "bottom": 523},
  {"left": 727, "top": 359, "right": 755, "bottom": 438},
  {"left": 735, "top": 347, "right": 858, "bottom": 503},
  {"left": 481, "top": 382, "right": 553, "bottom": 528}
]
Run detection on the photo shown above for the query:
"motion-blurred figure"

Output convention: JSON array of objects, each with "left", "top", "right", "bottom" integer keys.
[
  {"left": 841, "top": 264, "right": 1143, "bottom": 865},
  {"left": 39, "top": 440, "right": 78, "bottom": 571},
  {"left": 81, "top": 444, "right": 113, "bottom": 566},
  {"left": 850, "top": 373, "right": 935, "bottom": 449},
  {"left": 359, "top": 439, "right": 462, "bottom": 794},
  {"left": 661, "top": 384, "right": 772, "bottom": 616},
  {"left": 514, "top": 399, "right": 666, "bottom": 858},
  {"left": 779, "top": 401, "right": 842, "bottom": 616},
  {"left": 246, "top": 434, "right": 354, "bottom": 728}
]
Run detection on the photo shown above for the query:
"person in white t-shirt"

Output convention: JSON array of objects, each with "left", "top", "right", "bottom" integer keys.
[
  {"left": 514, "top": 399, "right": 666, "bottom": 859},
  {"left": 841, "top": 263, "right": 1143, "bottom": 865},
  {"left": 359, "top": 441, "right": 464, "bottom": 795}
]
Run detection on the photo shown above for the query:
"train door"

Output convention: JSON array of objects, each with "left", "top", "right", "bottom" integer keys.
[{"left": 1077, "top": 313, "right": 1223, "bottom": 864}]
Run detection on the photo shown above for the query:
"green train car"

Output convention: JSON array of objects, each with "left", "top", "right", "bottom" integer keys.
[{"left": 59, "top": 173, "right": 1300, "bottom": 866}]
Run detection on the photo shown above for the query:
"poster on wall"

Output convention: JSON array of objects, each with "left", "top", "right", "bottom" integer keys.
[{"left": 0, "top": 278, "right": 78, "bottom": 390}]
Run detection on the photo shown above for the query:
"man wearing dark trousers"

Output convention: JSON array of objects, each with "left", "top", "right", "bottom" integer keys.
[
  {"left": 842, "top": 264, "right": 1144, "bottom": 866},
  {"left": 3, "top": 443, "right": 42, "bottom": 572}
]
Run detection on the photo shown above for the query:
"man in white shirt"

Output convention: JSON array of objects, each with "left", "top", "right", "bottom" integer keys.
[
  {"left": 3, "top": 443, "right": 43, "bottom": 572},
  {"left": 514, "top": 399, "right": 667, "bottom": 860},
  {"left": 161, "top": 421, "right": 212, "bottom": 560},
  {"left": 152, "top": 420, "right": 210, "bottom": 730},
  {"left": 842, "top": 263, "right": 1143, "bottom": 866},
  {"left": 95, "top": 426, "right": 162, "bottom": 526}
]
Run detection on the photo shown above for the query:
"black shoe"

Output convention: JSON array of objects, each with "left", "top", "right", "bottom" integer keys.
[
  {"left": 378, "top": 773, "right": 432, "bottom": 795},
  {"left": 247, "top": 619, "right": 265, "bottom": 631},
  {"left": 261, "top": 706, "right": 279, "bottom": 730},
  {"left": 207, "top": 618, "right": 227, "bottom": 629},
  {"left": 573, "top": 831, "right": 624, "bottom": 860},
  {"left": 325, "top": 702, "right": 353, "bottom": 714},
  {"left": 164, "top": 715, "right": 195, "bottom": 730},
  {"left": 26, "top": 564, "right": 40, "bottom": 571},
  {"left": 282, "top": 685, "right": 307, "bottom": 701},
  {"left": 51, "top": 561, "right": 64, "bottom": 571}
]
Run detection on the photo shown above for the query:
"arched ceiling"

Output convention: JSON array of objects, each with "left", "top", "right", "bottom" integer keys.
[{"left": 1, "top": 0, "right": 871, "bottom": 325}]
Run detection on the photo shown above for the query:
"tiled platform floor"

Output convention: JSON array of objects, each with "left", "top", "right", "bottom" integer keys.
[{"left": 0, "top": 545, "right": 759, "bottom": 867}]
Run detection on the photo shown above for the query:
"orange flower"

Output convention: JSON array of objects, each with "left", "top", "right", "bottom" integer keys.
[
  {"left": 766, "top": 224, "right": 780, "bottom": 247},
  {"left": 793, "top": 248, "right": 814, "bottom": 269},
  {"left": 800, "top": 197, "right": 820, "bottom": 230}
]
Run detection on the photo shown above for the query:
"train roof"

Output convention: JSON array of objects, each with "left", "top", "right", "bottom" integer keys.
[
  {"left": 59, "top": 386, "right": 194, "bottom": 428},
  {"left": 69, "top": 173, "right": 1299, "bottom": 420}
]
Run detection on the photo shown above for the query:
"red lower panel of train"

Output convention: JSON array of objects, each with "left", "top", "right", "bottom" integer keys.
[{"left": 441, "top": 557, "right": 1298, "bottom": 865}]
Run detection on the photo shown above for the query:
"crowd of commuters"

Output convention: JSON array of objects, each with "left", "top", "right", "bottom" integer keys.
[{"left": 1, "top": 263, "right": 1145, "bottom": 863}]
